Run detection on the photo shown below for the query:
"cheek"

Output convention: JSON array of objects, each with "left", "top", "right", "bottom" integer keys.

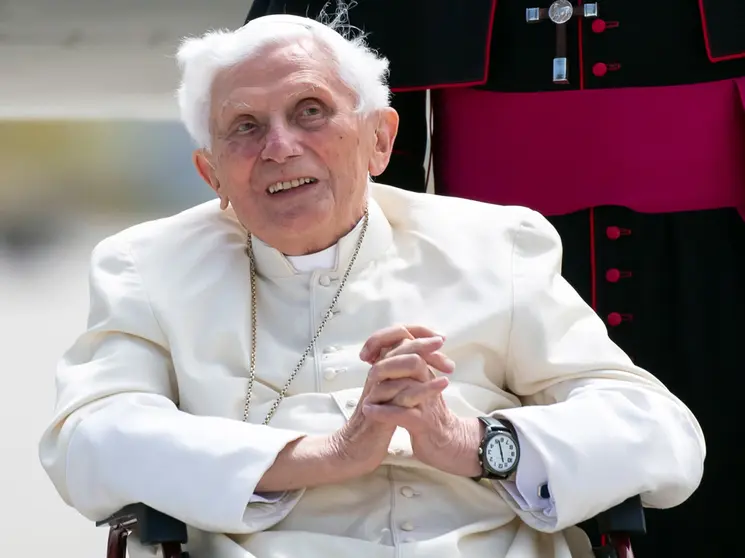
[
  {"left": 215, "top": 139, "right": 261, "bottom": 184},
  {"left": 323, "top": 123, "right": 366, "bottom": 174},
  {"left": 223, "top": 136, "right": 262, "bottom": 162}
]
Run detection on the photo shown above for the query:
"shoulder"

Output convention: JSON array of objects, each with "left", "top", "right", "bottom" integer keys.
[
  {"left": 90, "top": 199, "right": 246, "bottom": 275},
  {"left": 370, "top": 182, "right": 562, "bottom": 255}
]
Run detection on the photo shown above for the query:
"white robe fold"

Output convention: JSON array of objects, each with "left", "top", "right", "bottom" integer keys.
[{"left": 38, "top": 183, "right": 704, "bottom": 557}]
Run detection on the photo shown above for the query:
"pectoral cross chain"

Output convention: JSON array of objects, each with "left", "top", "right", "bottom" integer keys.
[{"left": 526, "top": 0, "right": 599, "bottom": 84}]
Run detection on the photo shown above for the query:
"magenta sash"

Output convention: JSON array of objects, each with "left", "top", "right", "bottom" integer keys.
[{"left": 433, "top": 78, "right": 745, "bottom": 218}]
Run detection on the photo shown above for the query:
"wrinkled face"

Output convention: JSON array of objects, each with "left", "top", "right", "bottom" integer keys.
[{"left": 194, "top": 37, "right": 398, "bottom": 255}]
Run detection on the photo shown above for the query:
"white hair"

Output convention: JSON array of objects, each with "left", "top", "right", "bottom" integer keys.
[{"left": 175, "top": 9, "right": 391, "bottom": 150}]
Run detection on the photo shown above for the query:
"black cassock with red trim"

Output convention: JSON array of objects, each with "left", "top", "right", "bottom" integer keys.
[{"left": 247, "top": 1, "right": 745, "bottom": 555}]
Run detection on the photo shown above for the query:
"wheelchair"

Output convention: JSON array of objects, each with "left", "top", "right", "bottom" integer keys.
[{"left": 98, "top": 494, "right": 645, "bottom": 558}]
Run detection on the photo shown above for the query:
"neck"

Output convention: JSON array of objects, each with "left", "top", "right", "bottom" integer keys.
[
  {"left": 280, "top": 210, "right": 367, "bottom": 257},
  {"left": 287, "top": 237, "right": 341, "bottom": 257},
  {"left": 245, "top": 196, "right": 390, "bottom": 280}
]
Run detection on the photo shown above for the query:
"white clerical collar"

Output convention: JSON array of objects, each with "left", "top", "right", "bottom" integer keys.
[
  {"left": 285, "top": 244, "right": 338, "bottom": 272},
  {"left": 248, "top": 190, "right": 393, "bottom": 279}
]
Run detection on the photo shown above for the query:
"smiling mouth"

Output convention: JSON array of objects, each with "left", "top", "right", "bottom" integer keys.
[{"left": 267, "top": 177, "right": 318, "bottom": 194}]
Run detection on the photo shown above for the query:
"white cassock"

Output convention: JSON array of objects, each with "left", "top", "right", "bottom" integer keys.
[{"left": 38, "top": 183, "right": 704, "bottom": 558}]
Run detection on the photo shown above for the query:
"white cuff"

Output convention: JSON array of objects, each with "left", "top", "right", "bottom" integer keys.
[
  {"left": 497, "top": 422, "right": 556, "bottom": 517},
  {"left": 241, "top": 489, "right": 304, "bottom": 532},
  {"left": 249, "top": 492, "right": 286, "bottom": 504}
]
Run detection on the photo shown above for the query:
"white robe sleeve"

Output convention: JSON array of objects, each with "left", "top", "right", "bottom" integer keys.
[
  {"left": 498, "top": 425, "right": 555, "bottom": 517},
  {"left": 492, "top": 209, "right": 705, "bottom": 533},
  {"left": 37, "top": 234, "right": 306, "bottom": 534}
]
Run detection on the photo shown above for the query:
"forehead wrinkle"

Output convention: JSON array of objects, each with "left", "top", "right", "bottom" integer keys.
[
  {"left": 210, "top": 42, "right": 356, "bottom": 130},
  {"left": 219, "top": 100, "right": 254, "bottom": 119},
  {"left": 219, "top": 80, "right": 333, "bottom": 116}
]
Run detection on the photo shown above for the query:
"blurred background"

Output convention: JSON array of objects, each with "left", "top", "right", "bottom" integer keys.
[{"left": 0, "top": 1, "right": 251, "bottom": 555}]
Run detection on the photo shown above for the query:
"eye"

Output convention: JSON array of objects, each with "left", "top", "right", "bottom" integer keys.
[
  {"left": 236, "top": 121, "right": 257, "bottom": 134},
  {"left": 301, "top": 106, "right": 323, "bottom": 117},
  {"left": 297, "top": 101, "right": 327, "bottom": 123}
]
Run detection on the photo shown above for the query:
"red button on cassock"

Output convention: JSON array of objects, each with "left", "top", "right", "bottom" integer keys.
[
  {"left": 593, "top": 62, "right": 608, "bottom": 77},
  {"left": 606, "top": 226, "right": 621, "bottom": 240},
  {"left": 606, "top": 269, "right": 621, "bottom": 282},
  {"left": 592, "top": 19, "right": 607, "bottom": 33},
  {"left": 607, "top": 312, "right": 623, "bottom": 327}
]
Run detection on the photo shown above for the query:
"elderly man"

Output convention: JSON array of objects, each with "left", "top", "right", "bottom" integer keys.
[{"left": 39, "top": 14, "right": 704, "bottom": 558}]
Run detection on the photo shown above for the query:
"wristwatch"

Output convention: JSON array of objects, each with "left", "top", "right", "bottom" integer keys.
[{"left": 476, "top": 416, "right": 520, "bottom": 480}]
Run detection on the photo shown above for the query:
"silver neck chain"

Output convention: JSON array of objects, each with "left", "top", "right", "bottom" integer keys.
[{"left": 243, "top": 209, "right": 370, "bottom": 425}]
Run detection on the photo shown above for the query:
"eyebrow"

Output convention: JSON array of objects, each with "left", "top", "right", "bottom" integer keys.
[
  {"left": 219, "top": 101, "right": 254, "bottom": 119},
  {"left": 218, "top": 82, "right": 333, "bottom": 119}
]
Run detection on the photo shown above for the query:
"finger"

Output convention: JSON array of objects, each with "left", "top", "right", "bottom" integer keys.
[
  {"left": 423, "top": 351, "right": 456, "bottom": 374},
  {"left": 362, "top": 404, "right": 430, "bottom": 435},
  {"left": 374, "top": 337, "right": 454, "bottom": 376},
  {"left": 377, "top": 340, "right": 451, "bottom": 368},
  {"left": 377, "top": 350, "right": 454, "bottom": 375},
  {"left": 360, "top": 324, "right": 444, "bottom": 362},
  {"left": 403, "top": 325, "right": 447, "bottom": 340},
  {"left": 389, "top": 377, "right": 449, "bottom": 408},
  {"left": 368, "top": 353, "right": 435, "bottom": 384},
  {"left": 366, "top": 378, "right": 420, "bottom": 404},
  {"left": 385, "top": 336, "right": 442, "bottom": 357},
  {"left": 360, "top": 325, "right": 414, "bottom": 363},
  {"left": 367, "top": 376, "right": 449, "bottom": 406},
  {"left": 386, "top": 339, "right": 455, "bottom": 373}
]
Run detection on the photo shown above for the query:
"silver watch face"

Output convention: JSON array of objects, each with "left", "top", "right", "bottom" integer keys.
[{"left": 484, "top": 432, "right": 518, "bottom": 474}]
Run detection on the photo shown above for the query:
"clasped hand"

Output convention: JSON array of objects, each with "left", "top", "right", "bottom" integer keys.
[{"left": 333, "top": 325, "right": 482, "bottom": 478}]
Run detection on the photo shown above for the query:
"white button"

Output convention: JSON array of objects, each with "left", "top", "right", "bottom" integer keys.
[
  {"left": 323, "top": 346, "right": 339, "bottom": 354},
  {"left": 323, "top": 369, "right": 337, "bottom": 380},
  {"left": 400, "top": 521, "right": 415, "bottom": 532},
  {"left": 319, "top": 275, "right": 331, "bottom": 286},
  {"left": 345, "top": 399, "right": 357, "bottom": 408},
  {"left": 400, "top": 486, "right": 415, "bottom": 498}
]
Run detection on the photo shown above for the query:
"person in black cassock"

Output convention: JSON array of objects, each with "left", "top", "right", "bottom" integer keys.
[{"left": 247, "top": 1, "right": 745, "bottom": 555}]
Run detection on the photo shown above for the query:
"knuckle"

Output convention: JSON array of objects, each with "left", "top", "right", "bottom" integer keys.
[
  {"left": 393, "top": 323, "right": 409, "bottom": 335},
  {"left": 376, "top": 379, "right": 401, "bottom": 398},
  {"left": 379, "top": 325, "right": 404, "bottom": 343},
  {"left": 385, "top": 343, "right": 405, "bottom": 358},
  {"left": 366, "top": 384, "right": 387, "bottom": 401},
  {"left": 401, "top": 338, "right": 422, "bottom": 352},
  {"left": 391, "top": 326, "right": 408, "bottom": 341},
  {"left": 394, "top": 396, "right": 412, "bottom": 408},
  {"left": 368, "top": 380, "right": 390, "bottom": 397},
  {"left": 389, "top": 378, "right": 409, "bottom": 391},
  {"left": 401, "top": 353, "right": 424, "bottom": 369},
  {"left": 378, "top": 346, "right": 393, "bottom": 359},
  {"left": 391, "top": 391, "right": 411, "bottom": 406},
  {"left": 406, "top": 324, "right": 434, "bottom": 338},
  {"left": 366, "top": 327, "right": 390, "bottom": 347},
  {"left": 367, "top": 364, "right": 383, "bottom": 384}
]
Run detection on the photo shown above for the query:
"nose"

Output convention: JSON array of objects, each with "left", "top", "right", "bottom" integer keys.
[{"left": 260, "top": 123, "right": 302, "bottom": 163}]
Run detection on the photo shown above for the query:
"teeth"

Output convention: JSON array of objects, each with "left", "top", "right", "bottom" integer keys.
[{"left": 268, "top": 177, "right": 316, "bottom": 194}]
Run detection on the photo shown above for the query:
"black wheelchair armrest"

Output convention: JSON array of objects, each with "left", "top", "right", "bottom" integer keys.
[
  {"left": 96, "top": 503, "right": 188, "bottom": 546},
  {"left": 595, "top": 495, "right": 647, "bottom": 536}
]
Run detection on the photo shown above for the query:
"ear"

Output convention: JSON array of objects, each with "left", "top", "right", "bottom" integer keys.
[
  {"left": 368, "top": 108, "right": 399, "bottom": 177},
  {"left": 194, "top": 149, "right": 220, "bottom": 195}
]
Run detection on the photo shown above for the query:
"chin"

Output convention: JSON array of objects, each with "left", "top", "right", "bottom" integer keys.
[{"left": 270, "top": 206, "right": 335, "bottom": 246}]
